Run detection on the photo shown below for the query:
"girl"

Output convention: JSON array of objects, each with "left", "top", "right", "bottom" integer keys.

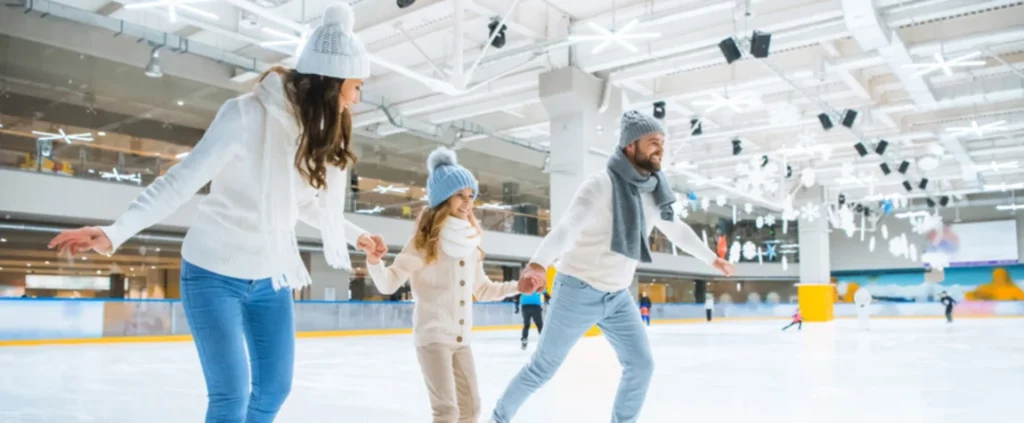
[
  {"left": 366, "top": 147, "right": 524, "bottom": 423},
  {"left": 47, "top": 4, "right": 385, "bottom": 422},
  {"left": 639, "top": 291, "right": 652, "bottom": 326},
  {"left": 782, "top": 308, "right": 803, "bottom": 331}
]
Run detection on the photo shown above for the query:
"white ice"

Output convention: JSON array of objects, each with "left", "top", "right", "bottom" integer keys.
[{"left": 1, "top": 319, "right": 1022, "bottom": 423}]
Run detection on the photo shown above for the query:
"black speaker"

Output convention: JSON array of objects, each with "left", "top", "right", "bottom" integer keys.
[
  {"left": 875, "top": 139, "right": 888, "bottom": 155},
  {"left": 855, "top": 204, "right": 864, "bottom": 213},
  {"left": 690, "top": 118, "right": 702, "bottom": 135},
  {"left": 750, "top": 30, "right": 772, "bottom": 58},
  {"left": 854, "top": 142, "right": 868, "bottom": 157},
  {"left": 838, "top": 194, "right": 846, "bottom": 206},
  {"left": 898, "top": 160, "right": 910, "bottom": 174},
  {"left": 732, "top": 138, "right": 743, "bottom": 155},
  {"left": 786, "top": 165, "right": 793, "bottom": 178},
  {"left": 903, "top": 180, "right": 913, "bottom": 191},
  {"left": 940, "top": 196, "right": 950, "bottom": 207},
  {"left": 880, "top": 163, "right": 891, "bottom": 175},
  {"left": 842, "top": 109, "right": 858, "bottom": 128},
  {"left": 653, "top": 101, "right": 666, "bottom": 119},
  {"left": 919, "top": 178, "right": 929, "bottom": 190},
  {"left": 926, "top": 198, "right": 937, "bottom": 208},
  {"left": 718, "top": 37, "right": 742, "bottom": 64},
  {"left": 817, "top": 113, "right": 833, "bottom": 131}
]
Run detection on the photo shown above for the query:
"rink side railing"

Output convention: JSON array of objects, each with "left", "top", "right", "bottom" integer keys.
[{"left": 2, "top": 299, "right": 1024, "bottom": 345}]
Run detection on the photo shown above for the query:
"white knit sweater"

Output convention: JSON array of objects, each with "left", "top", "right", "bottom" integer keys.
[
  {"left": 100, "top": 85, "right": 365, "bottom": 280},
  {"left": 368, "top": 242, "right": 519, "bottom": 346},
  {"left": 531, "top": 172, "right": 718, "bottom": 292}
]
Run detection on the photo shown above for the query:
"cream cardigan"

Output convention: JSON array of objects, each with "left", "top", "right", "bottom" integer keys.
[{"left": 368, "top": 242, "right": 519, "bottom": 346}]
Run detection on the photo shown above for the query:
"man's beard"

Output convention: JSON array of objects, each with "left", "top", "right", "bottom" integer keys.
[{"left": 634, "top": 151, "right": 662, "bottom": 172}]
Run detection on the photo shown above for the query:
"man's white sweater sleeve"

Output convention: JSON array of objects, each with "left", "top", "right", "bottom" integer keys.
[
  {"left": 529, "top": 175, "right": 608, "bottom": 267},
  {"left": 655, "top": 217, "right": 718, "bottom": 265},
  {"left": 100, "top": 99, "right": 244, "bottom": 251}
]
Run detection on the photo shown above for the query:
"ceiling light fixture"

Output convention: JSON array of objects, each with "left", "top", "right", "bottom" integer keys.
[
  {"left": 175, "top": 152, "right": 190, "bottom": 159},
  {"left": 693, "top": 92, "right": 761, "bottom": 113},
  {"left": 903, "top": 51, "right": 986, "bottom": 77},
  {"left": 974, "top": 161, "right": 1018, "bottom": 172},
  {"left": 996, "top": 204, "right": 1024, "bottom": 211},
  {"left": 123, "top": 0, "right": 220, "bottom": 23},
  {"left": 568, "top": 20, "right": 661, "bottom": 54},
  {"left": 946, "top": 120, "right": 1007, "bottom": 137},
  {"left": 33, "top": 129, "right": 93, "bottom": 144},
  {"left": 372, "top": 184, "right": 410, "bottom": 194},
  {"left": 356, "top": 206, "right": 386, "bottom": 214},
  {"left": 100, "top": 168, "right": 142, "bottom": 184},
  {"left": 983, "top": 182, "right": 1024, "bottom": 192}
]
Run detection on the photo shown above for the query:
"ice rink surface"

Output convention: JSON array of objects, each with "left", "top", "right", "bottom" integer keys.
[{"left": 1, "top": 318, "right": 1022, "bottom": 423}]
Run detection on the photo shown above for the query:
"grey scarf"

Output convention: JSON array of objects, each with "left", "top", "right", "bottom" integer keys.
[{"left": 607, "top": 148, "right": 675, "bottom": 263}]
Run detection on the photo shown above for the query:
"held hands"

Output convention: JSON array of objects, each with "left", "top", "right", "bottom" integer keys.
[
  {"left": 48, "top": 227, "right": 113, "bottom": 257},
  {"left": 357, "top": 233, "right": 387, "bottom": 265},
  {"left": 517, "top": 262, "right": 546, "bottom": 294},
  {"left": 712, "top": 258, "right": 735, "bottom": 277}
]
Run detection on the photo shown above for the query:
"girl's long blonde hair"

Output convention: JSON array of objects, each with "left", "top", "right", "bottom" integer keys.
[{"left": 413, "top": 199, "right": 484, "bottom": 264}]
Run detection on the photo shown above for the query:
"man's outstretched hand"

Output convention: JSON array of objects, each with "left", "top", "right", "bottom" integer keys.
[
  {"left": 712, "top": 258, "right": 735, "bottom": 277},
  {"left": 518, "top": 262, "right": 546, "bottom": 293}
]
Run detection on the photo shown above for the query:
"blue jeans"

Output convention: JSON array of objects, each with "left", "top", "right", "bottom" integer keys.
[
  {"left": 181, "top": 261, "right": 295, "bottom": 423},
  {"left": 492, "top": 273, "right": 654, "bottom": 423}
]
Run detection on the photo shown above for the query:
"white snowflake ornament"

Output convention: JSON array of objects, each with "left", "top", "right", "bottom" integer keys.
[
  {"left": 755, "top": 216, "right": 765, "bottom": 229},
  {"left": 869, "top": 236, "right": 876, "bottom": 252},
  {"left": 728, "top": 240, "right": 742, "bottom": 264},
  {"left": 765, "top": 214, "right": 777, "bottom": 226},
  {"left": 799, "top": 202, "right": 821, "bottom": 222},
  {"left": 742, "top": 241, "right": 758, "bottom": 260},
  {"left": 701, "top": 197, "right": 711, "bottom": 211},
  {"left": 716, "top": 195, "right": 727, "bottom": 207},
  {"left": 744, "top": 203, "right": 754, "bottom": 214},
  {"left": 881, "top": 224, "right": 889, "bottom": 239},
  {"left": 782, "top": 255, "right": 789, "bottom": 270},
  {"left": 678, "top": 207, "right": 690, "bottom": 219}
]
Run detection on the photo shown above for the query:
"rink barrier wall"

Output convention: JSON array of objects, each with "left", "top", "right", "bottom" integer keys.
[{"left": 2, "top": 299, "right": 1023, "bottom": 346}]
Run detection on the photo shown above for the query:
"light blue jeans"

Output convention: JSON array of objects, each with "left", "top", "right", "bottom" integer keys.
[
  {"left": 492, "top": 273, "right": 654, "bottom": 423},
  {"left": 181, "top": 260, "right": 295, "bottom": 423}
]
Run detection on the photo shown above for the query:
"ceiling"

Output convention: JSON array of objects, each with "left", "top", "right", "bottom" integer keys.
[{"left": 3, "top": 0, "right": 1024, "bottom": 214}]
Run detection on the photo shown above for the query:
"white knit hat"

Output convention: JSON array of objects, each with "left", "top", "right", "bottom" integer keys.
[{"left": 296, "top": 3, "right": 370, "bottom": 79}]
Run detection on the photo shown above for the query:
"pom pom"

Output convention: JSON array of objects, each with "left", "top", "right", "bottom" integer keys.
[
  {"left": 427, "top": 147, "right": 457, "bottom": 173},
  {"left": 322, "top": 3, "right": 355, "bottom": 32}
]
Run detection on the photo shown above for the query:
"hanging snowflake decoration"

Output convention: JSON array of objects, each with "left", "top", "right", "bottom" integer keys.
[
  {"left": 869, "top": 236, "right": 876, "bottom": 252},
  {"left": 715, "top": 195, "right": 727, "bottom": 207},
  {"left": 782, "top": 255, "right": 789, "bottom": 271},
  {"left": 757, "top": 247, "right": 764, "bottom": 265},
  {"left": 889, "top": 233, "right": 909, "bottom": 258},
  {"left": 765, "top": 243, "right": 778, "bottom": 260},
  {"left": 801, "top": 168, "right": 816, "bottom": 187},
  {"left": 881, "top": 224, "right": 889, "bottom": 239},
  {"left": 742, "top": 241, "right": 758, "bottom": 261},
  {"left": 701, "top": 197, "right": 711, "bottom": 211},
  {"left": 728, "top": 240, "right": 742, "bottom": 264},
  {"left": 678, "top": 206, "right": 690, "bottom": 219},
  {"left": 764, "top": 214, "right": 776, "bottom": 227},
  {"left": 909, "top": 244, "right": 919, "bottom": 262},
  {"left": 755, "top": 216, "right": 765, "bottom": 229},
  {"left": 744, "top": 203, "right": 754, "bottom": 214},
  {"left": 837, "top": 206, "right": 856, "bottom": 238},
  {"left": 735, "top": 157, "right": 780, "bottom": 197},
  {"left": 799, "top": 202, "right": 821, "bottom": 222}
]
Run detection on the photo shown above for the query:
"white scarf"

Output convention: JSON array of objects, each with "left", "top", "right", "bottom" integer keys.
[
  {"left": 253, "top": 72, "right": 352, "bottom": 290},
  {"left": 440, "top": 216, "right": 481, "bottom": 259}
]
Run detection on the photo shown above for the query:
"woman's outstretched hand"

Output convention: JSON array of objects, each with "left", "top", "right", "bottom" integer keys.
[{"left": 48, "top": 227, "right": 113, "bottom": 257}]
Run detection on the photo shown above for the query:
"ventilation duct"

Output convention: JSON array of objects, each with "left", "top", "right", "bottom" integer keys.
[{"left": 249, "top": 0, "right": 292, "bottom": 8}]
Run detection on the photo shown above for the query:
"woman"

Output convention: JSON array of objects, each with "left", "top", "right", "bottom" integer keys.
[
  {"left": 47, "top": 4, "right": 384, "bottom": 422},
  {"left": 366, "top": 147, "right": 525, "bottom": 423}
]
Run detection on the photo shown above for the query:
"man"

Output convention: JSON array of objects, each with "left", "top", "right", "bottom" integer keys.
[
  {"left": 940, "top": 291, "right": 957, "bottom": 323},
  {"left": 854, "top": 287, "right": 872, "bottom": 331},
  {"left": 514, "top": 289, "right": 550, "bottom": 350},
  {"left": 639, "top": 292, "right": 653, "bottom": 326},
  {"left": 704, "top": 291, "right": 715, "bottom": 323},
  {"left": 488, "top": 111, "right": 734, "bottom": 423}
]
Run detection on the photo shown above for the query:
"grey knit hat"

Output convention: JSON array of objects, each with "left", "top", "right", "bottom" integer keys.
[
  {"left": 296, "top": 3, "right": 370, "bottom": 79},
  {"left": 619, "top": 110, "right": 664, "bottom": 149}
]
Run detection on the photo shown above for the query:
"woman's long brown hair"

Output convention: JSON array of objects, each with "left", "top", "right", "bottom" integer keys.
[
  {"left": 260, "top": 66, "right": 356, "bottom": 190},
  {"left": 413, "top": 200, "right": 483, "bottom": 264}
]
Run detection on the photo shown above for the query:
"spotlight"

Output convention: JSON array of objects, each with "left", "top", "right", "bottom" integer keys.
[
  {"left": 903, "top": 180, "right": 913, "bottom": 192},
  {"left": 760, "top": 155, "right": 769, "bottom": 167},
  {"left": 718, "top": 37, "right": 742, "bottom": 64},
  {"left": 926, "top": 198, "right": 937, "bottom": 208},
  {"left": 690, "top": 118, "right": 702, "bottom": 135},
  {"left": 144, "top": 47, "right": 163, "bottom": 78},
  {"left": 880, "top": 163, "right": 891, "bottom": 175},
  {"left": 855, "top": 204, "right": 864, "bottom": 213},
  {"left": 838, "top": 194, "right": 846, "bottom": 206},
  {"left": 786, "top": 165, "right": 793, "bottom": 178},
  {"left": 841, "top": 109, "right": 859, "bottom": 128},
  {"left": 919, "top": 178, "right": 929, "bottom": 190},
  {"left": 939, "top": 196, "right": 950, "bottom": 207},
  {"left": 397, "top": 0, "right": 416, "bottom": 8},
  {"left": 898, "top": 160, "right": 910, "bottom": 174},
  {"left": 653, "top": 101, "right": 666, "bottom": 120},
  {"left": 875, "top": 139, "right": 889, "bottom": 155},
  {"left": 732, "top": 138, "right": 743, "bottom": 156},
  {"left": 854, "top": 142, "right": 868, "bottom": 157},
  {"left": 817, "top": 113, "right": 833, "bottom": 131},
  {"left": 488, "top": 19, "right": 507, "bottom": 49},
  {"left": 750, "top": 30, "right": 772, "bottom": 58}
]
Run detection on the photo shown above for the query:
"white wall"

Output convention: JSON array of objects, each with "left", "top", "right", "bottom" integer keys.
[{"left": 0, "top": 169, "right": 799, "bottom": 279}]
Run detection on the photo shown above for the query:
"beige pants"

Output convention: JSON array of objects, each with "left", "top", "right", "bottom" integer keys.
[{"left": 415, "top": 343, "right": 481, "bottom": 423}]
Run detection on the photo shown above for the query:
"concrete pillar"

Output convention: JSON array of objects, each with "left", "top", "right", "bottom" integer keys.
[
  {"left": 796, "top": 186, "right": 834, "bottom": 322},
  {"left": 309, "top": 252, "right": 351, "bottom": 301},
  {"left": 539, "top": 67, "right": 622, "bottom": 222}
]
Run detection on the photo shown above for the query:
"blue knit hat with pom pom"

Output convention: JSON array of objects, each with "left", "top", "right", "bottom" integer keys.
[{"left": 426, "top": 147, "right": 478, "bottom": 208}]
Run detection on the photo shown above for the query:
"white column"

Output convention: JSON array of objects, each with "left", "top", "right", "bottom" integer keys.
[
  {"left": 797, "top": 186, "right": 831, "bottom": 283},
  {"left": 539, "top": 67, "right": 622, "bottom": 222}
]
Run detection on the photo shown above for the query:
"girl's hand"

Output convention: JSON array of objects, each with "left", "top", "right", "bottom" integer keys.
[{"left": 48, "top": 227, "right": 113, "bottom": 256}]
